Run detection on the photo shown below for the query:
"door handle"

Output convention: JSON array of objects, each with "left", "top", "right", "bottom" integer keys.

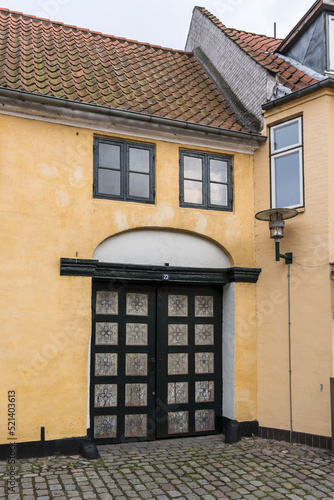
[{"left": 150, "top": 358, "right": 156, "bottom": 366}]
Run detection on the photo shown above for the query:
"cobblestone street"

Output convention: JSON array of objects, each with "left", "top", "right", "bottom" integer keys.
[{"left": 0, "top": 435, "right": 333, "bottom": 499}]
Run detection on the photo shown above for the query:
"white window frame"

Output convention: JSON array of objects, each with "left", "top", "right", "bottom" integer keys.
[
  {"left": 328, "top": 14, "right": 334, "bottom": 72},
  {"left": 270, "top": 117, "right": 304, "bottom": 209}
]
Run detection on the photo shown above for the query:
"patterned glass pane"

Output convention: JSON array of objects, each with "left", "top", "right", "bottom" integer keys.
[
  {"left": 168, "top": 295, "right": 188, "bottom": 317},
  {"left": 195, "top": 381, "right": 215, "bottom": 403},
  {"left": 95, "top": 353, "right": 118, "bottom": 376},
  {"left": 195, "top": 409, "right": 215, "bottom": 432},
  {"left": 94, "top": 415, "right": 117, "bottom": 439},
  {"left": 126, "top": 323, "right": 148, "bottom": 346},
  {"left": 195, "top": 296, "right": 214, "bottom": 317},
  {"left": 195, "top": 353, "right": 214, "bottom": 374},
  {"left": 126, "top": 293, "right": 148, "bottom": 316},
  {"left": 125, "top": 384, "right": 148, "bottom": 406},
  {"left": 168, "top": 411, "right": 189, "bottom": 434},
  {"left": 125, "top": 414, "right": 147, "bottom": 437},
  {"left": 126, "top": 353, "right": 148, "bottom": 376},
  {"left": 168, "top": 382, "right": 188, "bottom": 404},
  {"left": 168, "top": 353, "right": 188, "bottom": 375},
  {"left": 195, "top": 324, "right": 214, "bottom": 345},
  {"left": 168, "top": 324, "right": 188, "bottom": 346},
  {"left": 96, "top": 291, "right": 118, "bottom": 315},
  {"left": 96, "top": 323, "right": 118, "bottom": 345},
  {"left": 94, "top": 384, "right": 118, "bottom": 408}
]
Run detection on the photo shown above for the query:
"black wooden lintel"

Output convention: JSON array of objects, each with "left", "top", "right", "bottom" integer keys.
[{"left": 60, "top": 258, "right": 261, "bottom": 285}]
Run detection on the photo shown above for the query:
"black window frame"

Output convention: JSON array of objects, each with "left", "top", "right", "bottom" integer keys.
[
  {"left": 269, "top": 116, "right": 304, "bottom": 209},
  {"left": 93, "top": 137, "right": 155, "bottom": 204},
  {"left": 179, "top": 150, "right": 233, "bottom": 211}
]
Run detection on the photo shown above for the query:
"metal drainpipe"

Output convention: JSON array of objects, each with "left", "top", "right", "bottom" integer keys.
[{"left": 288, "top": 264, "right": 293, "bottom": 442}]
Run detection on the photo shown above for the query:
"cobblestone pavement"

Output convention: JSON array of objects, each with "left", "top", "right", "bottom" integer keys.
[{"left": 0, "top": 435, "right": 333, "bottom": 499}]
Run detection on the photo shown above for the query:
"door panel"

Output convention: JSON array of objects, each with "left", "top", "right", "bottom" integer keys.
[
  {"left": 91, "top": 284, "right": 156, "bottom": 444},
  {"left": 91, "top": 282, "right": 222, "bottom": 444},
  {"left": 156, "top": 285, "right": 222, "bottom": 439}
]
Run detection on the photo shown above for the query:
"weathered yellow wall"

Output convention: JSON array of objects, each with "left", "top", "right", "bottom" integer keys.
[
  {"left": 328, "top": 94, "right": 334, "bottom": 381},
  {"left": 234, "top": 283, "right": 257, "bottom": 421},
  {"left": 0, "top": 114, "right": 257, "bottom": 443},
  {"left": 255, "top": 89, "right": 334, "bottom": 437}
]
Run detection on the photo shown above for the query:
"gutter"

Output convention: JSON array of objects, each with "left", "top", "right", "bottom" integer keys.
[
  {"left": 263, "top": 78, "right": 334, "bottom": 110},
  {"left": 0, "top": 86, "right": 267, "bottom": 143}
]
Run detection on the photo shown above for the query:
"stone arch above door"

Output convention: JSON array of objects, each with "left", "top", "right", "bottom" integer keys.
[{"left": 93, "top": 229, "right": 231, "bottom": 268}]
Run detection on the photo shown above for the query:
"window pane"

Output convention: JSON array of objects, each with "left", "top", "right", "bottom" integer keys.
[
  {"left": 274, "top": 151, "right": 301, "bottom": 207},
  {"left": 184, "top": 180, "right": 202, "bottom": 204},
  {"left": 210, "top": 183, "right": 228, "bottom": 206},
  {"left": 184, "top": 156, "right": 202, "bottom": 180},
  {"left": 98, "top": 169, "right": 121, "bottom": 196},
  {"left": 329, "top": 15, "right": 334, "bottom": 71},
  {"left": 129, "top": 147, "right": 150, "bottom": 173},
  {"left": 274, "top": 121, "right": 299, "bottom": 151},
  {"left": 129, "top": 172, "right": 150, "bottom": 198},
  {"left": 99, "top": 143, "right": 121, "bottom": 169},
  {"left": 210, "top": 159, "right": 227, "bottom": 183}
]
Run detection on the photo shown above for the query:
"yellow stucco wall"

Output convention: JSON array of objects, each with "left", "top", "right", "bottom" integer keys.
[
  {"left": 255, "top": 88, "right": 334, "bottom": 437},
  {"left": 0, "top": 113, "right": 257, "bottom": 443}
]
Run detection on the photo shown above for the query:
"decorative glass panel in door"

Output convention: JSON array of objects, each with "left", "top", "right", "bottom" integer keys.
[
  {"left": 91, "top": 284, "right": 156, "bottom": 444},
  {"left": 91, "top": 283, "right": 222, "bottom": 443},
  {"left": 156, "top": 285, "right": 222, "bottom": 438}
]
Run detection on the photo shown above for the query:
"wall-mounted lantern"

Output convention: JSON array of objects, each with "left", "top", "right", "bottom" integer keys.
[{"left": 255, "top": 208, "right": 298, "bottom": 264}]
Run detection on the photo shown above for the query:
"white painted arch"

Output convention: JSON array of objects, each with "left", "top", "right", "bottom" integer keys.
[
  {"left": 88, "top": 229, "right": 235, "bottom": 427},
  {"left": 93, "top": 229, "right": 231, "bottom": 268}
]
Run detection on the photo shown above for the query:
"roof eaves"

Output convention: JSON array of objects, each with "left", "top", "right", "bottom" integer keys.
[
  {"left": 262, "top": 77, "right": 334, "bottom": 110},
  {"left": 0, "top": 86, "right": 267, "bottom": 142}
]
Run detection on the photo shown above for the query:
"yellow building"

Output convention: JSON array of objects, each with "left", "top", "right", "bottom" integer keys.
[
  {"left": 186, "top": 0, "right": 334, "bottom": 449},
  {"left": 0, "top": 8, "right": 263, "bottom": 458},
  {"left": 1, "top": 0, "right": 333, "bottom": 459}
]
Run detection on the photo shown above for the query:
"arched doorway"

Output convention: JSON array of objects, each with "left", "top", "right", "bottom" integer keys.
[{"left": 90, "top": 229, "right": 232, "bottom": 443}]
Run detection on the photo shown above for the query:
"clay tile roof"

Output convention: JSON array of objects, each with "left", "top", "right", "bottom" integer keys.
[
  {"left": 197, "top": 7, "right": 318, "bottom": 93},
  {"left": 0, "top": 8, "right": 251, "bottom": 133}
]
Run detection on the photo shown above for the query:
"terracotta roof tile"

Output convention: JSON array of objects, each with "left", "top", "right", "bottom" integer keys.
[
  {"left": 0, "top": 8, "right": 251, "bottom": 133},
  {"left": 197, "top": 7, "right": 318, "bottom": 93}
]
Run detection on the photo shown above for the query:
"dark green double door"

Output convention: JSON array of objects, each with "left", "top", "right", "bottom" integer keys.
[{"left": 91, "top": 282, "right": 222, "bottom": 443}]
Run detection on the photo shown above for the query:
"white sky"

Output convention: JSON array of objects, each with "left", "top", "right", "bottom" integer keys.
[{"left": 1, "top": 0, "right": 316, "bottom": 50}]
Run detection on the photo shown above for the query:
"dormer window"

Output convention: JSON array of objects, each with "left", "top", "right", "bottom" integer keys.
[{"left": 278, "top": 6, "right": 334, "bottom": 77}]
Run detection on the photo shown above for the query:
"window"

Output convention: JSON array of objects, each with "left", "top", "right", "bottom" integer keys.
[
  {"left": 179, "top": 150, "right": 233, "bottom": 211},
  {"left": 270, "top": 117, "right": 304, "bottom": 209},
  {"left": 328, "top": 15, "right": 334, "bottom": 72},
  {"left": 93, "top": 137, "right": 155, "bottom": 203}
]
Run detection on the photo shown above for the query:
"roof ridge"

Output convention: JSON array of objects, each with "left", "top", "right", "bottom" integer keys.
[
  {"left": 0, "top": 7, "right": 193, "bottom": 55},
  {"left": 195, "top": 6, "right": 283, "bottom": 42}
]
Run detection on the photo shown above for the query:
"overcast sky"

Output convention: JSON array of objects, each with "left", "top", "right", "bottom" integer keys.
[{"left": 1, "top": 0, "right": 316, "bottom": 50}]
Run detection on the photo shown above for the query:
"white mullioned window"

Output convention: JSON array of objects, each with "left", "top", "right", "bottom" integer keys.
[{"left": 270, "top": 117, "right": 304, "bottom": 209}]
